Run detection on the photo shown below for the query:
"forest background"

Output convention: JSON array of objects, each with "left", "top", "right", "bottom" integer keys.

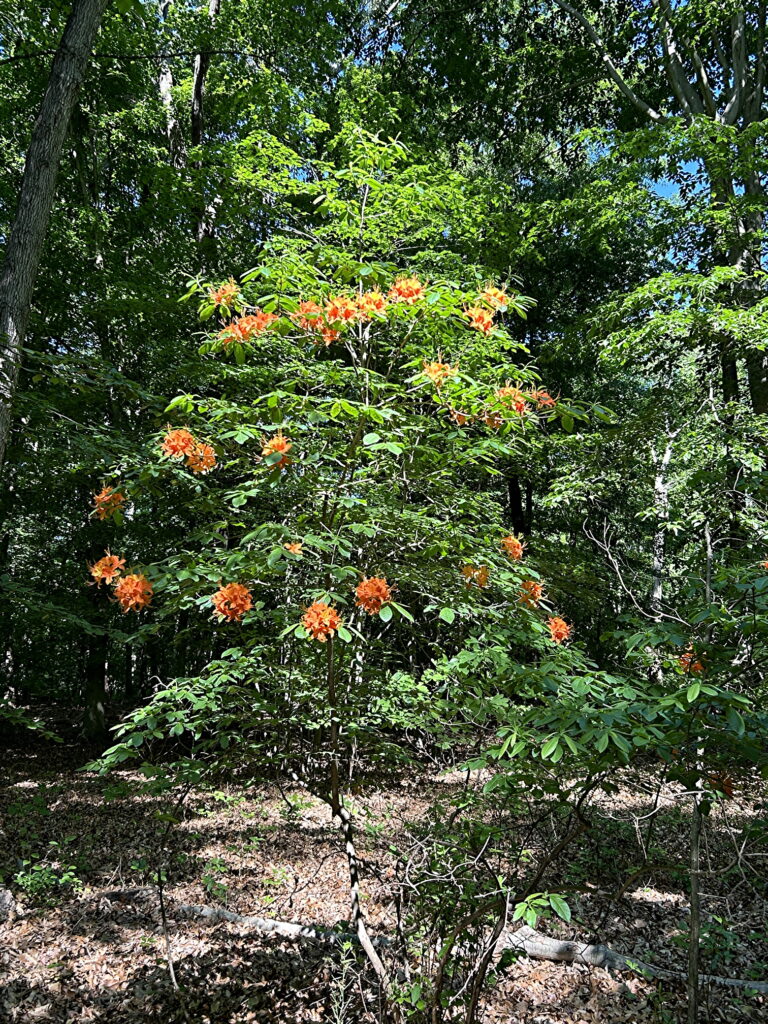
[{"left": 1, "top": 1, "right": 768, "bottom": 1022}]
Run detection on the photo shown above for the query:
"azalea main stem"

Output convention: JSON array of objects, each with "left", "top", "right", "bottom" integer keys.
[{"left": 325, "top": 636, "right": 398, "bottom": 1017}]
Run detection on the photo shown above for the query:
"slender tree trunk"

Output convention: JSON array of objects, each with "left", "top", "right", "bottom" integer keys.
[
  {"left": 648, "top": 426, "right": 677, "bottom": 681},
  {"left": 688, "top": 522, "right": 714, "bottom": 1021},
  {"left": 0, "top": 0, "right": 108, "bottom": 470},
  {"left": 157, "top": 0, "right": 187, "bottom": 168},
  {"left": 650, "top": 430, "right": 675, "bottom": 617},
  {"left": 82, "top": 633, "right": 108, "bottom": 742},
  {"left": 190, "top": 0, "right": 220, "bottom": 245},
  {"left": 507, "top": 474, "right": 527, "bottom": 535}
]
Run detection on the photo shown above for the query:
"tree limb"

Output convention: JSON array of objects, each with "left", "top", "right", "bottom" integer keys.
[{"left": 551, "top": 0, "right": 664, "bottom": 123}]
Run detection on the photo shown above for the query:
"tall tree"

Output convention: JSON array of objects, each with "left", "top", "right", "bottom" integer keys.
[
  {"left": 0, "top": 0, "right": 109, "bottom": 470},
  {"left": 551, "top": 0, "right": 768, "bottom": 412}
]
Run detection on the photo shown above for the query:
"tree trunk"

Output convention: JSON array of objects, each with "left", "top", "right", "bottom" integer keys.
[
  {"left": 190, "top": 0, "right": 221, "bottom": 246},
  {"left": 157, "top": 0, "right": 187, "bottom": 168},
  {"left": 82, "top": 634, "right": 108, "bottom": 742},
  {"left": 0, "top": 0, "right": 108, "bottom": 470},
  {"left": 687, "top": 795, "right": 703, "bottom": 1023},
  {"left": 649, "top": 430, "right": 675, "bottom": 617},
  {"left": 507, "top": 474, "right": 528, "bottom": 535}
]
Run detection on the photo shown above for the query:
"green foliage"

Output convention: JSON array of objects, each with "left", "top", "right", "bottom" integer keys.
[{"left": 13, "top": 842, "right": 85, "bottom": 907}]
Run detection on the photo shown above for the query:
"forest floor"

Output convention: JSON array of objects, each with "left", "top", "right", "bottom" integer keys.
[{"left": 0, "top": 738, "right": 767, "bottom": 1024}]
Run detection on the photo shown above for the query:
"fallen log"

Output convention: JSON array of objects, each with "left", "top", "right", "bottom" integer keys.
[
  {"left": 100, "top": 890, "right": 767, "bottom": 994},
  {"left": 174, "top": 903, "right": 392, "bottom": 947},
  {"left": 501, "top": 924, "right": 768, "bottom": 994}
]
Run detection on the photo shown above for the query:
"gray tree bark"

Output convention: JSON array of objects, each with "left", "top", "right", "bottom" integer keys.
[
  {"left": 157, "top": 0, "right": 187, "bottom": 168},
  {"left": 191, "top": 0, "right": 221, "bottom": 244},
  {"left": 0, "top": 0, "right": 109, "bottom": 471}
]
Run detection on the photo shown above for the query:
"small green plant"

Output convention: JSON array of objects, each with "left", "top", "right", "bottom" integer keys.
[
  {"left": 202, "top": 856, "right": 229, "bottom": 903},
  {"left": 511, "top": 891, "right": 571, "bottom": 928},
  {"left": 328, "top": 941, "right": 358, "bottom": 1024},
  {"left": 14, "top": 855, "right": 84, "bottom": 906},
  {"left": 261, "top": 864, "right": 291, "bottom": 906},
  {"left": 279, "top": 793, "right": 314, "bottom": 820}
]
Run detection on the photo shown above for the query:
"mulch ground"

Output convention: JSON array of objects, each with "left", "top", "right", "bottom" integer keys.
[{"left": 1, "top": 742, "right": 766, "bottom": 1023}]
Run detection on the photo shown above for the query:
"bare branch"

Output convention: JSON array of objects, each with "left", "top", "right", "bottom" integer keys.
[
  {"left": 551, "top": 0, "right": 664, "bottom": 122},
  {"left": 654, "top": 0, "right": 717, "bottom": 117}
]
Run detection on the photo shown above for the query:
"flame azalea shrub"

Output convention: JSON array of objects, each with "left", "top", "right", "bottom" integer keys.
[
  {"left": 88, "top": 141, "right": 683, "bottom": 1004},
  {"left": 94, "top": 228, "right": 591, "bottom": 787},
  {"left": 84, "top": 139, "right": 768, "bottom": 1016}
]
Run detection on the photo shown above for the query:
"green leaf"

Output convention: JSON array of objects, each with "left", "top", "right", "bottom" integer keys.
[
  {"left": 391, "top": 601, "right": 414, "bottom": 623},
  {"left": 726, "top": 707, "right": 745, "bottom": 736},
  {"left": 541, "top": 736, "right": 560, "bottom": 760},
  {"left": 687, "top": 682, "right": 701, "bottom": 703},
  {"left": 438, "top": 607, "right": 456, "bottom": 623},
  {"left": 379, "top": 604, "right": 393, "bottom": 622},
  {"left": 336, "top": 626, "right": 352, "bottom": 643},
  {"left": 548, "top": 894, "right": 571, "bottom": 922}
]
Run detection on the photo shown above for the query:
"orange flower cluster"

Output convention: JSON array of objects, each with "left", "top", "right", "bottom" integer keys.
[
  {"left": 679, "top": 650, "right": 704, "bottom": 674},
  {"left": 462, "top": 564, "right": 489, "bottom": 588},
  {"left": 114, "top": 573, "right": 153, "bottom": 613},
  {"left": 209, "top": 278, "right": 239, "bottom": 307},
  {"left": 479, "top": 285, "right": 508, "bottom": 310},
  {"left": 293, "top": 300, "right": 324, "bottom": 331},
  {"left": 211, "top": 582, "right": 253, "bottom": 622},
  {"left": 445, "top": 386, "right": 555, "bottom": 430},
  {"left": 186, "top": 443, "right": 217, "bottom": 474},
  {"left": 356, "top": 290, "right": 387, "bottom": 319},
  {"left": 529, "top": 388, "right": 556, "bottom": 409},
  {"left": 284, "top": 541, "right": 303, "bottom": 554},
  {"left": 92, "top": 485, "right": 125, "bottom": 520},
  {"left": 422, "top": 360, "right": 457, "bottom": 387},
  {"left": 519, "top": 580, "right": 543, "bottom": 607},
  {"left": 291, "top": 300, "right": 340, "bottom": 346},
  {"left": 318, "top": 327, "right": 341, "bottom": 346},
  {"left": 88, "top": 551, "right": 126, "bottom": 587},
  {"left": 262, "top": 431, "right": 292, "bottom": 469},
  {"left": 325, "top": 296, "right": 358, "bottom": 325},
  {"left": 547, "top": 616, "right": 571, "bottom": 644},
  {"left": 466, "top": 305, "right": 494, "bottom": 335},
  {"left": 389, "top": 276, "right": 424, "bottom": 304},
  {"left": 292, "top": 291, "right": 390, "bottom": 342},
  {"left": 501, "top": 534, "right": 525, "bottom": 560},
  {"left": 218, "top": 310, "right": 278, "bottom": 344},
  {"left": 161, "top": 428, "right": 197, "bottom": 458},
  {"left": 356, "top": 576, "right": 392, "bottom": 614},
  {"left": 302, "top": 601, "right": 342, "bottom": 641},
  {"left": 161, "top": 428, "right": 216, "bottom": 475},
  {"left": 496, "top": 385, "right": 528, "bottom": 415}
]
